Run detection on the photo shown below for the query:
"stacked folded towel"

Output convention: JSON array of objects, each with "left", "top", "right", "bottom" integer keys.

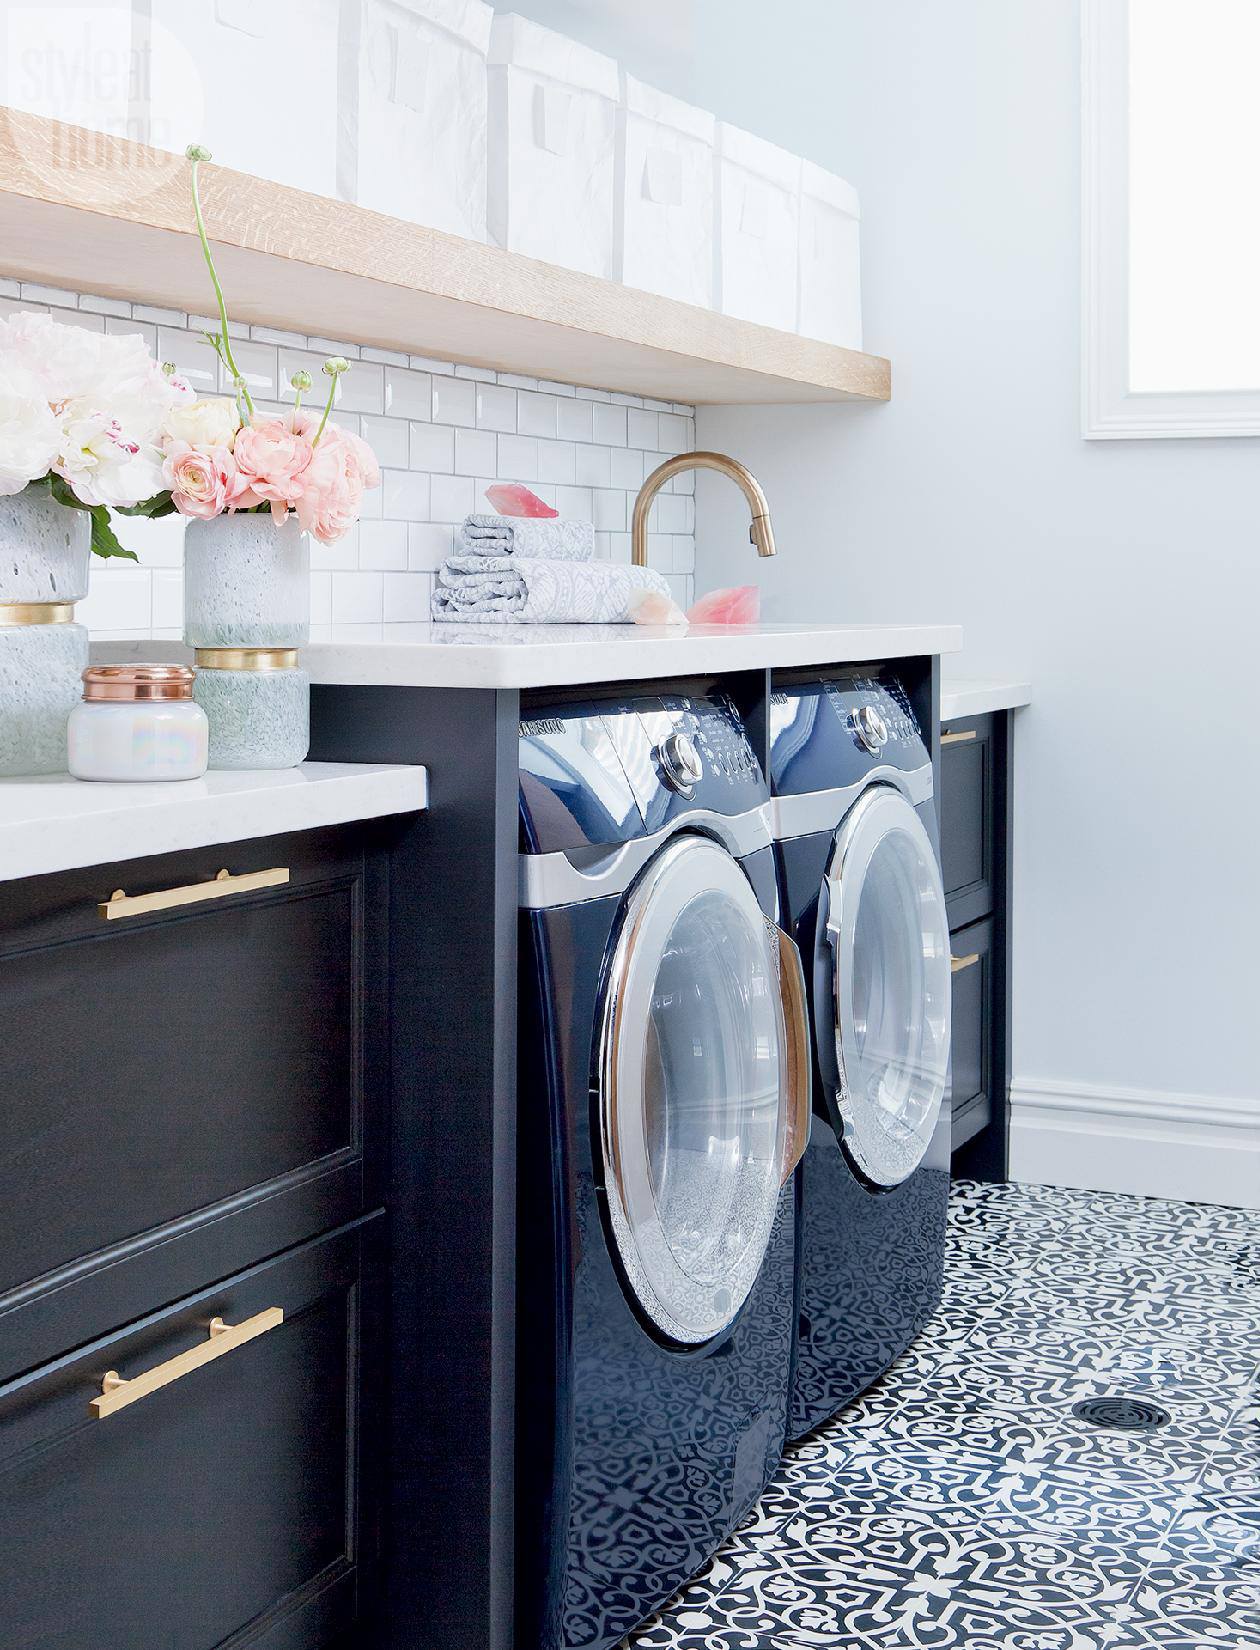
[
  {"left": 458, "top": 514, "right": 594, "bottom": 561},
  {"left": 432, "top": 513, "right": 670, "bottom": 623}
]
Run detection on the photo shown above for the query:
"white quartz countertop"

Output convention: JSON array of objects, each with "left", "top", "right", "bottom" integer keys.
[
  {"left": 940, "top": 677, "right": 1032, "bottom": 721},
  {"left": 0, "top": 762, "right": 427, "bottom": 884},
  {"left": 95, "top": 620, "right": 963, "bottom": 690}
]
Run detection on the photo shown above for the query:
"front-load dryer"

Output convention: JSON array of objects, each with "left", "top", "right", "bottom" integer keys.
[
  {"left": 770, "top": 672, "right": 952, "bottom": 1440},
  {"left": 515, "top": 687, "right": 811, "bottom": 1650}
]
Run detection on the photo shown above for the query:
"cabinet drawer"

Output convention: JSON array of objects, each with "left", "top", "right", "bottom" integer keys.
[
  {"left": 0, "top": 827, "right": 386, "bottom": 1378},
  {"left": 949, "top": 918, "right": 993, "bottom": 1152},
  {"left": 0, "top": 1218, "right": 382, "bottom": 1650},
  {"left": 940, "top": 714, "right": 995, "bottom": 926}
]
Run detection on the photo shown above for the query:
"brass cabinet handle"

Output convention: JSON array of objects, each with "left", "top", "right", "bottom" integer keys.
[
  {"left": 99, "top": 866, "right": 290, "bottom": 921},
  {"left": 951, "top": 952, "right": 981, "bottom": 974},
  {"left": 941, "top": 729, "right": 978, "bottom": 746},
  {"left": 771, "top": 921, "right": 812, "bottom": 1185},
  {"left": 91, "top": 1308, "right": 284, "bottom": 1418}
]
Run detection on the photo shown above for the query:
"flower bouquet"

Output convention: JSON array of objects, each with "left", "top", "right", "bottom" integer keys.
[
  {"left": 0, "top": 310, "right": 190, "bottom": 774},
  {"left": 133, "top": 146, "right": 382, "bottom": 768}
]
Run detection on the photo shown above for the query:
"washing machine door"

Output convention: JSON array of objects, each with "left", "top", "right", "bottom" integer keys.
[
  {"left": 598, "top": 835, "right": 810, "bottom": 1346},
  {"left": 822, "top": 787, "right": 951, "bottom": 1189}
]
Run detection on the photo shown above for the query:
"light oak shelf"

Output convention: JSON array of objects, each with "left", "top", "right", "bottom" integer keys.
[{"left": 0, "top": 110, "right": 891, "bottom": 407}]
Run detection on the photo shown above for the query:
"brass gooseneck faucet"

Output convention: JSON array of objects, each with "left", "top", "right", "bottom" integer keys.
[{"left": 631, "top": 451, "right": 776, "bottom": 567}]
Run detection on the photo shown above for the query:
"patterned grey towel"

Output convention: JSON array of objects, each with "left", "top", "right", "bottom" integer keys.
[
  {"left": 432, "top": 556, "right": 670, "bottom": 623},
  {"left": 458, "top": 515, "right": 594, "bottom": 560}
]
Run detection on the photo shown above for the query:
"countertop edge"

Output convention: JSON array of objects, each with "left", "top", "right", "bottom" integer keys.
[
  {"left": 940, "top": 678, "right": 1032, "bottom": 721},
  {"left": 0, "top": 763, "right": 428, "bottom": 885}
]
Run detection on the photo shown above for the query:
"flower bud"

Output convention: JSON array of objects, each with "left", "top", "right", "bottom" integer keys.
[
  {"left": 290, "top": 369, "right": 313, "bottom": 392},
  {"left": 186, "top": 143, "right": 212, "bottom": 162},
  {"left": 322, "top": 356, "right": 350, "bottom": 377},
  {"left": 161, "top": 361, "right": 177, "bottom": 376}
]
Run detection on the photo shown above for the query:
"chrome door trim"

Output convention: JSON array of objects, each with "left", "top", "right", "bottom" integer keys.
[
  {"left": 770, "top": 761, "right": 934, "bottom": 842},
  {"left": 519, "top": 802, "right": 774, "bottom": 910}
]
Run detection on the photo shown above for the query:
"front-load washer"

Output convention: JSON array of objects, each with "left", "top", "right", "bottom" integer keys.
[
  {"left": 770, "top": 672, "right": 952, "bottom": 1440},
  {"left": 515, "top": 686, "right": 811, "bottom": 1650}
]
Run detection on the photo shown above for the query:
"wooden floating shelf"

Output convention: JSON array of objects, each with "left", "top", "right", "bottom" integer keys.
[{"left": 0, "top": 109, "right": 891, "bottom": 407}]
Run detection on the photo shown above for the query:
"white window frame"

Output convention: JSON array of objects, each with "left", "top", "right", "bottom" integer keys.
[{"left": 1082, "top": 0, "right": 1260, "bottom": 438}]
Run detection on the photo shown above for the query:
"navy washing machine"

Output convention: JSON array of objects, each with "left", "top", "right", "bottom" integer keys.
[
  {"left": 515, "top": 686, "right": 811, "bottom": 1650},
  {"left": 770, "top": 673, "right": 952, "bottom": 1440}
]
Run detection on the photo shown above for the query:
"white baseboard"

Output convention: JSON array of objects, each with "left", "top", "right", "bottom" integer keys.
[{"left": 1008, "top": 1077, "right": 1260, "bottom": 1209}]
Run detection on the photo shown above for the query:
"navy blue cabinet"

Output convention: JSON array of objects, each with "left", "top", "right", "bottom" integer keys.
[{"left": 940, "top": 713, "right": 1013, "bottom": 1180}]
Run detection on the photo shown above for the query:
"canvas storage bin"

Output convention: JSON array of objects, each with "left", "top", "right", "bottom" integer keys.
[
  {"left": 148, "top": 0, "right": 339, "bottom": 197},
  {"left": 487, "top": 14, "right": 619, "bottom": 278},
  {"left": 798, "top": 160, "right": 863, "bottom": 348},
  {"left": 714, "top": 122, "right": 801, "bottom": 332},
  {"left": 615, "top": 76, "right": 715, "bottom": 308},
  {"left": 344, "top": 0, "right": 494, "bottom": 240}
]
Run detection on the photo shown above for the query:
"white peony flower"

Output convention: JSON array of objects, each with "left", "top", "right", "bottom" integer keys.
[
  {"left": 0, "top": 365, "right": 60, "bottom": 495},
  {"left": 0, "top": 313, "right": 183, "bottom": 509},
  {"left": 162, "top": 395, "right": 240, "bottom": 451}
]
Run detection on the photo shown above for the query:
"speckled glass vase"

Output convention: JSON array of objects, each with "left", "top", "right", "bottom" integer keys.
[
  {"left": 183, "top": 514, "right": 310, "bottom": 648},
  {"left": 0, "top": 486, "right": 92, "bottom": 776},
  {"left": 193, "top": 660, "right": 311, "bottom": 770}
]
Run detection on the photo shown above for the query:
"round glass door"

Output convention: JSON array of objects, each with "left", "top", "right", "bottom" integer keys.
[
  {"left": 823, "top": 788, "right": 951, "bottom": 1189},
  {"left": 599, "top": 835, "right": 793, "bottom": 1345}
]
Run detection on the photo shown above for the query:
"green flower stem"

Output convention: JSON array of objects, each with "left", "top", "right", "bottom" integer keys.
[
  {"left": 187, "top": 147, "right": 254, "bottom": 421},
  {"left": 312, "top": 358, "right": 349, "bottom": 446}
]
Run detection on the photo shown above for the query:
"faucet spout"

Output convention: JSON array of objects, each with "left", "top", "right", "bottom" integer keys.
[{"left": 632, "top": 451, "right": 776, "bottom": 567}]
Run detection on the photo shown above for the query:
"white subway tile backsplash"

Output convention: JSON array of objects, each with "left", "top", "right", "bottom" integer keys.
[
  {"left": 331, "top": 571, "right": 384, "bottom": 623},
  {"left": 10, "top": 289, "right": 696, "bottom": 629},
  {"left": 592, "top": 402, "right": 628, "bottom": 446},
  {"left": 360, "top": 519, "right": 410, "bottom": 570},
  {"left": 430, "top": 473, "right": 476, "bottom": 523},
  {"left": 410, "top": 422, "right": 455, "bottom": 474},
  {"left": 385, "top": 366, "right": 434, "bottom": 421},
  {"left": 456, "top": 428, "right": 498, "bottom": 476},
  {"left": 475, "top": 384, "right": 516, "bottom": 432},
  {"left": 432, "top": 376, "right": 477, "bottom": 428}
]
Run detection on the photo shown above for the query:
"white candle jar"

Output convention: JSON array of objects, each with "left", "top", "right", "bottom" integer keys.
[
  {"left": 68, "top": 664, "right": 209, "bottom": 782},
  {"left": 193, "top": 649, "right": 310, "bottom": 771},
  {"left": 183, "top": 514, "right": 310, "bottom": 649}
]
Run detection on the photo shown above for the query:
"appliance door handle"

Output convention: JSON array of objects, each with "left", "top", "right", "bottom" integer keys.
[{"left": 770, "top": 921, "right": 812, "bottom": 1184}]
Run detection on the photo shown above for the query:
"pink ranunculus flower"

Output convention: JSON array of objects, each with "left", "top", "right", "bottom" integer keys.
[
  {"left": 231, "top": 417, "right": 314, "bottom": 512},
  {"left": 292, "top": 420, "right": 381, "bottom": 544},
  {"left": 164, "top": 440, "right": 254, "bottom": 520}
]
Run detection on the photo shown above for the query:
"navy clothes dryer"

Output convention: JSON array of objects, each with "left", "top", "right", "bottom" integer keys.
[
  {"left": 770, "top": 673, "right": 952, "bottom": 1441},
  {"left": 515, "top": 688, "right": 810, "bottom": 1650}
]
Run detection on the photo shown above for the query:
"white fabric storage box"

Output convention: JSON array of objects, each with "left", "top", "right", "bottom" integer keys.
[
  {"left": 344, "top": 0, "right": 493, "bottom": 240},
  {"left": 615, "top": 77, "right": 715, "bottom": 308},
  {"left": 798, "top": 161, "right": 862, "bottom": 348},
  {"left": 487, "top": 15, "right": 619, "bottom": 278},
  {"left": 714, "top": 123, "right": 801, "bottom": 332},
  {"left": 148, "top": 0, "right": 339, "bottom": 197}
]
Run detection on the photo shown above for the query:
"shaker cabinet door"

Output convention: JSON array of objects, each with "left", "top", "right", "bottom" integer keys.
[{"left": 0, "top": 1220, "right": 382, "bottom": 1650}]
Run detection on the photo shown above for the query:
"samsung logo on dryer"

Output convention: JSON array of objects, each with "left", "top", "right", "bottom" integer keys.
[{"left": 520, "top": 718, "right": 567, "bottom": 737}]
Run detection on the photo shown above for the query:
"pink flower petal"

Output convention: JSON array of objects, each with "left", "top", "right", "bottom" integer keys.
[
  {"left": 686, "top": 585, "right": 760, "bottom": 625},
  {"left": 484, "top": 482, "right": 558, "bottom": 518}
]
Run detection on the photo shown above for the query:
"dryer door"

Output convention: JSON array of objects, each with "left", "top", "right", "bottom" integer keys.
[
  {"left": 598, "top": 835, "right": 809, "bottom": 1346},
  {"left": 822, "top": 788, "right": 951, "bottom": 1189}
]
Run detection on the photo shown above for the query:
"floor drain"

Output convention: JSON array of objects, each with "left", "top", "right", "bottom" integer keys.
[{"left": 1072, "top": 1396, "right": 1171, "bottom": 1433}]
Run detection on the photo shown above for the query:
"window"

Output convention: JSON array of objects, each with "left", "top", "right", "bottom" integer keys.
[{"left": 1083, "top": 0, "right": 1260, "bottom": 437}]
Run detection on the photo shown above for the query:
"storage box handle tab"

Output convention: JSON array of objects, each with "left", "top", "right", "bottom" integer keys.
[
  {"left": 91, "top": 1308, "right": 284, "bottom": 1418},
  {"left": 99, "top": 866, "right": 290, "bottom": 921}
]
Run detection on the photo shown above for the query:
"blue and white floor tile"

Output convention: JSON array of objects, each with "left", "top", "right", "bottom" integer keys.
[{"left": 620, "top": 1179, "right": 1260, "bottom": 1650}]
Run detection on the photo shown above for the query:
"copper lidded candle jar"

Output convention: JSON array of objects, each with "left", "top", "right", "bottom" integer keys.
[{"left": 68, "top": 664, "right": 209, "bottom": 783}]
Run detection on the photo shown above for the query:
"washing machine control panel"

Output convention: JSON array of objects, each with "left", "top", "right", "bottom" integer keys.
[{"left": 770, "top": 675, "right": 930, "bottom": 797}]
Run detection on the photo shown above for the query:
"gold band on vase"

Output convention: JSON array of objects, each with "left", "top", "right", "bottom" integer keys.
[
  {"left": 0, "top": 601, "right": 76, "bottom": 626},
  {"left": 194, "top": 648, "right": 300, "bottom": 672}
]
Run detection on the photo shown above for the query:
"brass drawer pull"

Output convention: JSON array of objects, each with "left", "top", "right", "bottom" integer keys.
[
  {"left": 951, "top": 952, "right": 981, "bottom": 974},
  {"left": 91, "top": 1307, "right": 284, "bottom": 1418},
  {"left": 941, "top": 729, "right": 978, "bottom": 746},
  {"left": 99, "top": 866, "right": 290, "bottom": 921}
]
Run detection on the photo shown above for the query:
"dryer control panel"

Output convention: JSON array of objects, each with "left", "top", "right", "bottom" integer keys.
[
  {"left": 770, "top": 674, "right": 930, "bottom": 798},
  {"left": 519, "top": 689, "right": 768, "bottom": 853}
]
